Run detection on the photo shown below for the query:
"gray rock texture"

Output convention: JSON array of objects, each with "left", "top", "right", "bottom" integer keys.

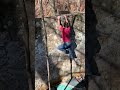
[
  {"left": 88, "top": 0, "right": 120, "bottom": 90},
  {"left": 0, "top": 32, "right": 29, "bottom": 90},
  {"left": 35, "top": 0, "right": 85, "bottom": 18},
  {"left": 0, "top": 0, "right": 34, "bottom": 90}
]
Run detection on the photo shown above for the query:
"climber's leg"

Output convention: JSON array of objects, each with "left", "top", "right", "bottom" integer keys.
[
  {"left": 64, "top": 42, "right": 71, "bottom": 54},
  {"left": 68, "top": 47, "right": 77, "bottom": 59},
  {"left": 70, "top": 43, "right": 77, "bottom": 59},
  {"left": 57, "top": 43, "right": 66, "bottom": 52},
  {"left": 65, "top": 42, "right": 77, "bottom": 59}
]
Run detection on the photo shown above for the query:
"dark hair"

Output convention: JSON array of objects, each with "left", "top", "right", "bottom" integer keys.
[
  {"left": 63, "top": 22, "right": 70, "bottom": 27},
  {"left": 60, "top": 17, "right": 70, "bottom": 28}
]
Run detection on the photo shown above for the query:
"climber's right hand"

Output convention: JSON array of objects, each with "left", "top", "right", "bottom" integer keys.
[{"left": 57, "top": 16, "right": 61, "bottom": 20}]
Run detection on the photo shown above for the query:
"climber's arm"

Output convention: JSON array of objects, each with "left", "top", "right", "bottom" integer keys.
[
  {"left": 57, "top": 16, "right": 61, "bottom": 29},
  {"left": 71, "top": 15, "right": 76, "bottom": 27},
  {"left": 64, "top": 15, "right": 70, "bottom": 27},
  {"left": 57, "top": 16, "right": 63, "bottom": 31},
  {"left": 64, "top": 15, "right": 68, "bottom": 23}
]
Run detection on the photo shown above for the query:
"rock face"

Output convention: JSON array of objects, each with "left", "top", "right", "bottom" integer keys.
[
  {"left": 35, "top": 14, "right": 85, "bottom": 90},
  {"left": 0, "top": 0, "right": 34, "bottom": 90},
  {"left": 0, "top": 33, "right": 29, "bottom": 90},
  {"left": 88, "top": 0, "right": 120, "bottom": 90},
  {"left": 35, "top": 0, "right": 85, "bottom": 18}
]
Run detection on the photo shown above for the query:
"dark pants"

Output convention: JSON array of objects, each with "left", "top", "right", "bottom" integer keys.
[{"left": 57, "top": 42, "right": 77, "bottom": 59}]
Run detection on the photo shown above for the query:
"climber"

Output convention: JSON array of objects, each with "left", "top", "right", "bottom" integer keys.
[{"left": 57, "top": 15, "right": 77, "bottom": 59}]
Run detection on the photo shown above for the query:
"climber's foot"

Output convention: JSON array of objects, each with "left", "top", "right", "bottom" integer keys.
[{"left": 65, "top": 50, "right": 69, "bottom": 54}]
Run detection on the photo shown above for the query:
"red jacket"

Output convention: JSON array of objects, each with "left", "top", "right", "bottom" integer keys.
[{"left": 59, "top": 25, "right": 71, "bottom": 42}]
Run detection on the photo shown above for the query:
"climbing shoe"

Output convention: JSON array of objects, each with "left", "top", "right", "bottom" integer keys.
[
  {"left": 69, "top": 55, "right": 77, "bottom": 59},
  {"left": 65, "top": 50, "right": 69, "bottom": 54}
]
